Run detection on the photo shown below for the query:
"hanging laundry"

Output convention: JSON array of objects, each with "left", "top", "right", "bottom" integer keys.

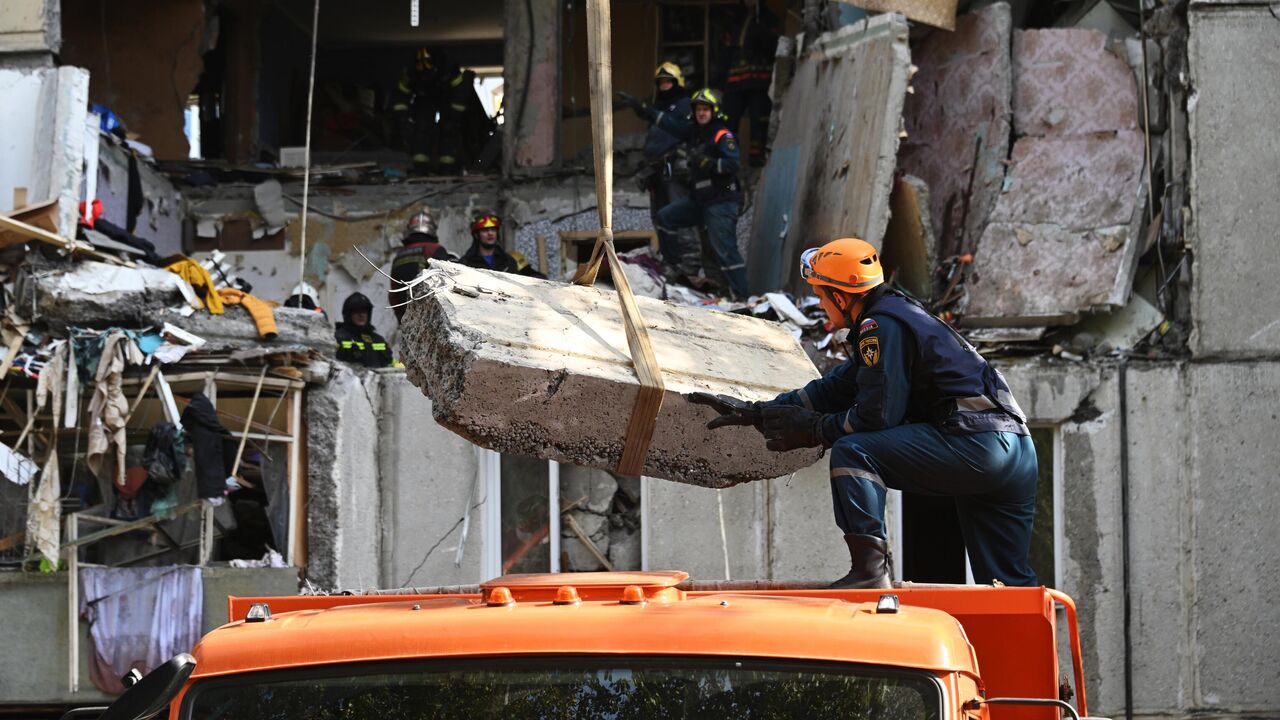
[
  {"left": 86, "top": 331, "right": 144, "bottom": 486},
  {"left": 217, "top": 288, "right": 279, "bottom": 339},
  {"left": 79, "top": 566, "right": 203, "bottom": 694},
  {"left": 180, "top": 393, "right": 233, "bottom": 499},
  {"left": 25, "top": 454, "right": 60, "bottom": 564}
]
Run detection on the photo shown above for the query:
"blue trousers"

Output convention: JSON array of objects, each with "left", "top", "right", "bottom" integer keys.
[
  {"left": 656, "top": 197, "right": 747, "bottom": 298},
  {"left": 829, "top": 424, "right": 1039, "bottom": 586}
]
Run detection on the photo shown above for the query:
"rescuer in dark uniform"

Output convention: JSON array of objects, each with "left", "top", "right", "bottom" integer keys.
[
  {"left": 692, "top": 238, "right": 1038, "bottom": 589},
  {"left": 459, "top": 212, "right": 546, "bottom": 278},
  {"left": 717, "top": 0, "right": 780, "bottom": 166},
  {"left": 392, "top": 48, "right": 495, "bottom": 175},
  {"left": 648, "top": 88, "right": 748, "bottom": 299},
  {"left": 617, "top": 62, "right": 701, "bottom": 278},
  {"left": 334, "top": 292, "right": 394, "bottom": 367},
  {"left": 389, "top": 209, "right": 452, "bottom": 321}
]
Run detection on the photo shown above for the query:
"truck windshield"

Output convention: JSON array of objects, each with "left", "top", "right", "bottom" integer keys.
[{"left": 185, "top": 657, "right": 940, "bottom": 720}]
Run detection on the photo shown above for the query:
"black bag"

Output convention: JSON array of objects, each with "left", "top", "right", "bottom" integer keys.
[{"left": 143, "top": 421, "right": 187, "bottom": 487}]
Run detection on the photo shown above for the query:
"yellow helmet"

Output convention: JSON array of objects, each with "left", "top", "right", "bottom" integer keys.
[
  {"left": 654, "top": 62, "right": 685, "bottom": 88},
  {"left": 690, "top": 88, "right": 722, "bottom": 115}
]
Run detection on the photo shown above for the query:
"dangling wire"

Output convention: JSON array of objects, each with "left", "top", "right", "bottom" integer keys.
[{"left": 298, "top": 0, "right": 321, "bottom": 293}]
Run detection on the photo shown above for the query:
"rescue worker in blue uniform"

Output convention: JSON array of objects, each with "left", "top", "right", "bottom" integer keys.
[
  {"left": 691, "top": 237, "right": 1038, "bottom": 588},
  {"left": 648, "top": 89, "right": 749, "bottom": 299},
  {"left": 617, "top": 63, "right": 701, "bottom": 279},
  {"left": 389, "top": 208, "right": 453, "bottom": 321},
  {"left": 334, "top": 292, "right": 394, "bottom": 368}
]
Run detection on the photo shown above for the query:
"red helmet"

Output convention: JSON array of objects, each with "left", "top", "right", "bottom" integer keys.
[{"left": 471, "top": 213, "right": 501, "bottom": 236}]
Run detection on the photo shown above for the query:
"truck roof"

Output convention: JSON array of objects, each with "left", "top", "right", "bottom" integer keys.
[{"left": 201, "top": 571, "right": 1086, "bottom": 717}]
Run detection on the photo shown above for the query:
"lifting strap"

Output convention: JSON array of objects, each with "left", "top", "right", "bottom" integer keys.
[{"left": 571, "top": 0, "right": 665, "bottom": 476}]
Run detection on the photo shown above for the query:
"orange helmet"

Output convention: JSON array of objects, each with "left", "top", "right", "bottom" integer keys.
[{"left": 801, "top": 238, "right": 883, "bottom": 328}]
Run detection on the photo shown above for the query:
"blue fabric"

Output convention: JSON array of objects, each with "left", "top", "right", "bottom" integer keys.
[
  {"left": 656, "top": 198, "right": 747, "bottom": 298},
  {"left": 482, "top": 254, "right": 495, "bottom": 267},
  {"left": 829, "top": 426, "right": 1039, "bottom": 586}
]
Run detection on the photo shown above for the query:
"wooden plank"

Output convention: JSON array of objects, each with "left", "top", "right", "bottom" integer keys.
[
  {"left": 12, "top": 188, "right": 27, "bottom": 208},
  {"left": 60, "top": 499, "right": 203, "bottom": 550},
  {"left": 230, "top": 367, "right": 269, "bottom": 476},
  {"left": 563, "top": 512, "right": 614, "bottom": 571}
]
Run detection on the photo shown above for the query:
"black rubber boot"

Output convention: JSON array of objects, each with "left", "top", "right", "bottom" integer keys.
[{"left": 829, "top": 534, "right": 892, "bottom": 589}]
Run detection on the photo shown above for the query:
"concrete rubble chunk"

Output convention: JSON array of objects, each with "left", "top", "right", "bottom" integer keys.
[
  {"left": 747, "top": 13, "right": 912, "bottom": 293},
  {"left": 22, "top": 261, "right": 185, "bottom": 330},
  {"left": 561, "top": 465, "right": 619, "bottom": 514},
  {"left": 399, "top": 262, "right": 823, "bottom": 488}
]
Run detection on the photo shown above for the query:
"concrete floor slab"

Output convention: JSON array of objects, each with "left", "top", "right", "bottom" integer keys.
[{"left": 399, "top": 262, "right": 822, "bottom": 487}]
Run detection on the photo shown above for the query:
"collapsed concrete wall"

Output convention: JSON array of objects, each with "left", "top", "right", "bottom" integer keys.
[
  {"left": 0, "top": 65, "right": 89, "bottom": 235},
  {"left": 306, "top": 363, "right": 384, "bottom": 590},
  {"left": 504, "top": 0, "right": 560, "bottom": 169}
]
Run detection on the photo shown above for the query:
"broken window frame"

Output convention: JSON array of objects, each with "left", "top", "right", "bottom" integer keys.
[{"left": 481, "top": 451, "right": 563, "bottom": 578}]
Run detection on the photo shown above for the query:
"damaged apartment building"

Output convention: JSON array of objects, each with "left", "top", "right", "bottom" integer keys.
[{"left": 0, "top": 0, "right": 1276, "bottom": 719}]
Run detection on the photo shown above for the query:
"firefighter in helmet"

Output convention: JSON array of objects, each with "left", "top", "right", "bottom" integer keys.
[{"left": 389, "top": 208, "right": 453, "bottom": 321}]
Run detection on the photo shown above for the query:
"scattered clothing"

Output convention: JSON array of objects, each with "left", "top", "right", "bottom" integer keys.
[
  {"left": 26, "top": 454, "right": 60, "bottom": 564},
  {"left": 217, "top": 287, "right": 279, "bottom": 339},
  {"left": 180, "top": 393, "right": 233, "bottom": 499},
  {"left": 166, "top": 258, "right": 223, "bottom": 314},
  {"left": 79, "top": 566, "right": 203, "bottom": 694}
]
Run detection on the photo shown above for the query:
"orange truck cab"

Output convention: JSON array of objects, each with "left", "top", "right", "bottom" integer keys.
[{"left": 108, "top": 571, "right": 1100, "bottom": 720}]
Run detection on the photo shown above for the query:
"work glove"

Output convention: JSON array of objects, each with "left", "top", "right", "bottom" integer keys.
[
  {"left": 688, "top": 392, "right": 763, "bottom": 430},
  {"left": 615, "top": 91, "right": 650, "bottom": 120},
  {"left": 687, "top": 149, "right": 714, "bottom": 174},
  {"left": 760, "top": 405, "right": 825, "bottom": 452}
]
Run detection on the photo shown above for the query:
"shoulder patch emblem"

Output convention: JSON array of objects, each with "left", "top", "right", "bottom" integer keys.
[
  {"left": 859, "top": 318, "right": 878, "bottom": 334},
  {"left": 859, "top": 336, "right": 881, "bottom": 367}
]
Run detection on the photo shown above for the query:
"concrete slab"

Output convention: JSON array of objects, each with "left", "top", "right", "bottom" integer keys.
[
  {"left": 956, "top": 26, "right": 1145, "bottom": 327},
  {"left": 1189, "top": 361, "right": 1280, "bottom": 712},
  {"left": 398, "top": 262, "right": 822, "bottom": 487},
  {"left": 1013, "top": 28, "right": 1140, "bottom": 137},
  {"left": 966, "top": 133, "right": 1145, "bottom": 325},
  {"left": 765, "top": 461, "right": 850, "bottom": 580},
  {"left": 0, "top": 0, "right": 60, "bottom": 54},
  {"left": 898, "top": 3, "right": 1012, "bottom": 260},
  {"left": 23, "top": 261, "right": 186, "bottom": 330},
  {"left": 378, "top": 372, "right": 485, "bottom": 588},
  {"left": 748, "top": 13, "right": 912, "bottom": 294},
  {"left": 1188, "top": 6, "right": 1280, "bottom": 357}
]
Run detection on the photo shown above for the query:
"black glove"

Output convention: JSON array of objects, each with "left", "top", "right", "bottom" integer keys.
[
  {"left": 615, "top": 91, "right": 650, "bottom": 120},
  {"left": 688, "top": 392, "right": 762, "bottom": 430},
  {"left": 687, "top": 149, "right": 713, "bottom": 174},
  {"left": 761, "top": 405, "right": 825, "bottom": 452}
]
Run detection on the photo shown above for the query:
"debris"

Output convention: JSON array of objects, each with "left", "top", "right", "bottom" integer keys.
[
  {"left": 399, "top": 263, "right": 823, "bottom": 487},
  {"left": 898, "top": 3, "right": 1013, "bottom": 267},
  {"left": 879, "top": 175, "right": 938, "bottom": 301},
  {"left": 965, "top": 27, "right": 1147, "bottom": 326},
  {"left": 748, "top": 14, "right": 912, "bottom": 293},
  {"left": 764, "top": 292, "right": 819, "bottom": 328},
  {"left": 839, "top": 0, "right": 958, "bottom": 31},
  {"left": 0, "top": 442, "right": 39, "bottom": 486},
  {"left": 22, "top": 261, "right": 187, "bottom": 330}
]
